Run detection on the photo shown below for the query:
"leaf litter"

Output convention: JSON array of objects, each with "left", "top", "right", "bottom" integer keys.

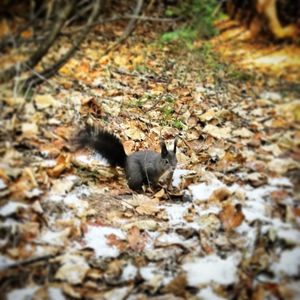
[{"left": 0, "top": 18, "right": 300, "bottom": 300}]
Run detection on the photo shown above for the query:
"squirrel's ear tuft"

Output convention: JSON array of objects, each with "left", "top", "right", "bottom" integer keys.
[
  {"left": 160, "top": 141, "right": 168, "bottom": 158},
  {"left": 173, "top": 136, "right": 178, "bottom": 153}
]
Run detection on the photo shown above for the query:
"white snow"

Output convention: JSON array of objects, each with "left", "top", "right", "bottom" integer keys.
[
  {"left": 139, "top": 263, "right": 173, "bottom": 285},
  {"left": 7, "top": 286, "right": 65, "bottom": 300},
  {"left": 39, "top": 228, "right": 70, "bottom": 246},
  {"left": 40, "top": 159, "right": 57, "bottom": 168},
  {"left": 0, "top": 201, "right": 28, "bottom": 217},
  {"left": 235, "top": 222, "right": 257, "bottom": 256},
  {"left": 272, "top": 247, "right": 300, "bottom": 277},
  {"left": 0, "top": 254, "right": 15, "bottom": 270},
  {"left": 197, "top": 286, "right": 227, "bottom": 300},
  {"left": 157, "top": 232, "right": 192, "bottom": 245},
  {"left": 0, "top": 178, "right": 7, "bottom": 189},
  {"left": 189, "top": 178, "right": 223, "bottom": 201},
  {"left": 164, "top": 203, "right": 190, "bottom": 226},
  {"left": 7, "top": 286, "right": 39, "bottom": 300},
  {"left": 48, "top": 287, "right": 66, "bottom": 300},
  {"left": 172, "top": 169, "right": 191, "bottom": 187},
  {"left": 269, "top": 177, "right": 292, "bottom": 187},
  {"left": 276, "top": 228, "right": 300, "bottom": 244},
  {"left": 55, "top": 254, "right": 89, "bottom": 284},
  {"left": 121, "top": 263, "right": 138, "bottom": 281},
  {"left": 84, "top": 225, "right": 125, "bottom": 257},
  {"left": 182, "top": 253, "right": 241, "bottom": 286},
  {"left": 196, "top": 205, "right": 221, "bottom": 217}
]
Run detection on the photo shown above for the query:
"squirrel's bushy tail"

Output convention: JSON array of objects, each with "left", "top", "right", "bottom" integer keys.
[{"left": 74, "top": 124, "right": 127, "bottom": 168}]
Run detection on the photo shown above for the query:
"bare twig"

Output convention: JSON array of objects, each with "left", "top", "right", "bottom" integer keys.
[
  {"left": 22, "top": 0, "right": 101, "bottom": 89},
  {"left": 0, "top": 0, "right": 74, "bottom": 84},
  {"left": 2, "top": 254, "right": 57, "bottom": 270},
  {"left": 104, "top": 0, "right": 144, "bottom": 55}
]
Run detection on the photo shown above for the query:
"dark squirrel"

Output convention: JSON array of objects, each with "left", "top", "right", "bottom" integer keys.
[{"left": 74, "top": 125, "right": 178, "bottom": 191}]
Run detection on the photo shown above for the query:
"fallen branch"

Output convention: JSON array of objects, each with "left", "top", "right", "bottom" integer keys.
[
  {"left": 22, "top": 0, "right": 101, "bottom": 89},
  {"left": 2, "top": 254, "right": 57, "bottom": 270},
  {"left": 104, "top": 0, "right": 144, "bottom": 55},
  {"left": 0, "top": 0, "right": 74, "bottom": 84}
]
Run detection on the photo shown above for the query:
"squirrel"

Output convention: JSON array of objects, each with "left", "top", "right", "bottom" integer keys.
[{"left": 74, "top": 125, "right": 178, "bottom": 191}]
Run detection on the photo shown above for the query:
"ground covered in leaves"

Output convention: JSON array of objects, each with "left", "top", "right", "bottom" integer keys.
[{"left": 0, "top": 19, "right": 300, "bottom": 300}]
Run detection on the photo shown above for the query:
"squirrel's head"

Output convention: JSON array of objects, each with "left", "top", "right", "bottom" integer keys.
[{"left": 159, "top": 137, "right": 178, "bottom": 172}]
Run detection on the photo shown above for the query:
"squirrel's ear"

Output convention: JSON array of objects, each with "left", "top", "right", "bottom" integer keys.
[
  {"left": 160, "top": 141, "right": 168, "bottom": 158},
  {"left": 173, "top": 136, "right": 178, "bottom": 153}
]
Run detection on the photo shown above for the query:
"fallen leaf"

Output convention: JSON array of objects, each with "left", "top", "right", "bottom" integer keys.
[
  {"left": 203, "top": 124, "right": 231, "bottom": 139},
  {"left": 127, "top": 226, "right": 147, "bottom": 251},
  {"left": 219, "top": 204, "right": 245, "bottom": 231},
  {"left": 55, "top": 254, "right": 90, "bottom": 284},
  {"left": 35, "top": 94, "right": 59, "bottom": 109}
]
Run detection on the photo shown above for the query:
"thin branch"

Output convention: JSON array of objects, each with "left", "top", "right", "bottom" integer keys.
[
  {"left": 104, "top": 0, "right": 144, "bottom": 55},
  {"left": 0, "top": 0, "right": 74, "bottom": 84},
  {"left": 64, "top": 14, "right": 179, "bottom": 35},
  {"left": 22, "top": 0, "right": 102, "bottom": 89},
  {"left": 2, "top": 254, "right": 57, "bottom": 269}
]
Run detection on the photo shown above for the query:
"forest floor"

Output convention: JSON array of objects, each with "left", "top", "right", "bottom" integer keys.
[{"left": 0, "top": 18, "right": 300, "bottom": 300}]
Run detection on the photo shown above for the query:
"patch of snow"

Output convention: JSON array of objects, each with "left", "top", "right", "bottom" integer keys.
[
  {"left": 241, "top": 184, "right": 281, "bottom": 222},
  {"left": 277, "top": 228, "right": 300, "bottom": 244},
  {"left": 139, "top": 263, "right": 173, "bottom": 285},
  {"left": 48, "top": 287, "right": 66, "bottom": 300},
  {"left": 55, "top": 254, "right": 89, "bottom": 284},
  {"left": 172, "top": 169, "right": 191, "bottom": 187},
  {"left": 39, "top": 228, "right": 70, "bottom": 247},
  {"left": 84, "top": 225, "right": 125, "bottom": 257},
  {"left": 41, "top": 159, "right": 57, "bottom": 168},
  {"left": 63, "top": 186, "right": 90, "bottom": 215},
  {"left": 242, "top": 200, "right": 268, "bottom": 222},
  {"left": 25, "top": 188, "right": 43, "bottom": 198},
  {"left": 235, "top": 222, "right": 257, "bottom": 256},
  {"left": 182, "top": 253, "right": 241, "bottom": 286},
  {"left": 157, "top": 232, "right": 192, "bottom": 245},
  {"left": 7, "top": 286, "right": 39, "bottom": 300},
  {"left": 189, "top": 178, "right": 223, "bottom": 201},
  {"left": 0, "top": 201, "right": 28, "bottom": 217},
  {"left": 196, "top": 205, "right": 221, "bottom": 217},
  {"left": 121, "top": 263, "right": 137, "bottom": 281},
  {"left": 197, "top": 286, "right": 227, "bottom": 300},
  {"left": 260, "top": 91, "right": 282, "bottom": 101},
  {"left": 272, "top": 247, "right": 300, "bottom": 277},
  {"left": 269, "top": 177, "right": 292, "bottom": 187},
  {"left": 164, "top": 203, "right": 190, "bottom": 226},
  {"left": 261, "top": 219, "right": 300, "bottom": 244},
  {"left": 0, "top": 178, "right": 7, "bottom": 190},
  {"left": 49, "top": 175, "right": 79, "bottom": 197},
  {"left": 0, "top": 254, "right": 15, "bottom": 270}
]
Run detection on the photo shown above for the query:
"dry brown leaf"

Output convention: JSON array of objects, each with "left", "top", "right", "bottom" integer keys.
[
  {"left": 21, "top": 122, "right": 39, "bottom": 139},
  {"left": 209, "top": 187, "right": 232, "bottom": 202},
  {"left": 203, "top": 124, "right": 231, "bottom": 139},
  {"left": 136, "top": 202, "right": 160, "bottom": 215},
  {"left": 219, "top": 204, "right": 245, "bottom": 231},
  {"left": 35, "top": 94, "right": 59, "bottom": 109},
  {"left": 122, "top": 220, "right": 159, "bottom": 231},
  {"left": 106, "top": 234, "right": 126, "bottom": 252},
  {"left": 48, "top": 153, "right": 72, "bottom": 177},
  {"left": 162, "top": 273, "right": 187, "bottom": 297},
  {"left": 127, "top": 226, "right": 147, "bottom": 252},
  {"left": 124, "top": 127, "right": 145, "bottom": 141},
  {"left": 39, "top": 139, "right": 66, "bottom": 158}
]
